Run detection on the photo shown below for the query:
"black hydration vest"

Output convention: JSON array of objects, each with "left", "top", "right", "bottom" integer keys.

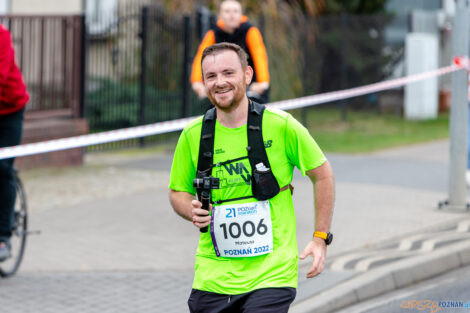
[
  {"left": 196, "top": 101, "right": 280, "bottom": 204},
  {"left": 212, "top": 21, "right": 258, "bottom": 83}
]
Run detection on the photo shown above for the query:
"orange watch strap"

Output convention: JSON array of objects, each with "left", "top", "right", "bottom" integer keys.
[{"left": 314, "top": 231, "right": 328, "bottom": 240}]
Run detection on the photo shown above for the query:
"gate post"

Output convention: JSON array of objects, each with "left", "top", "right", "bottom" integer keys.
[
  {"left": 139, "top": 6, "right": 149, "bottom": 147},
  {"left": 445, "top": 0, "right": 470, "bottom": 211},
  {"left": 182, "top": 15, "right": 192, "bottom": 117},
  {"left": 79, "top": 14, "right": 87, "bottom": 119}
]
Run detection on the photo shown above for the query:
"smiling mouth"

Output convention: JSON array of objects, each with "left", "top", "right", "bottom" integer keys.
[{"left": 215, "top": 88, "right": 233, "bottom": 95}]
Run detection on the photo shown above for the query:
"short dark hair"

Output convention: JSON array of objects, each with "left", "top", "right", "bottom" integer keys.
[
  {"left": 201, "top": 42, "right": 249, "bottom": 71},
  {"left": 218, "top": 0, "right": 242, "bottom": 13}
]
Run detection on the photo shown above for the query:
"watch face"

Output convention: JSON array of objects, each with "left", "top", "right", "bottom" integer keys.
[{"left": 326, "top": 233, "right": 333, "bottom": 245}]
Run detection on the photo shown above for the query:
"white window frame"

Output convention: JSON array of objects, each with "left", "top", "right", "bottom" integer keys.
[
  {"left": 85, "top": 0, "right": 118, "bottom": 36},
  {"left": 0, "top": 0, "right": 11, "bottom": 15}
]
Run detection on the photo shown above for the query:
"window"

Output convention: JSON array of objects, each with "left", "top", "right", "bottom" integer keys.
[
  {"left": 85, "top": 0, "right": 118, "bottom": 36},
  {"left": 0, "top": 0, "right": 10, "bottom": 15}
]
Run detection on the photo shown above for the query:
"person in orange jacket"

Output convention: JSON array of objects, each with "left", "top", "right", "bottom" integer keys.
[{"left": 191, "top": 0, "right": 270, "bottom": 103}]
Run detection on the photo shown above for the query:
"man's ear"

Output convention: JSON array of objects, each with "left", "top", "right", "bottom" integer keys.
[{"left": 245, "top": 65, "right": 253, "bottom": 85}]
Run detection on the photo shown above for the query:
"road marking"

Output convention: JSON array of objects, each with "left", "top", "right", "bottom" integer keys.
[
  {"left": 335, "top": 275, "right": 459, "bottom": 313},
  {"left": 329, "top": 222, "right": 470, "bottom": 271},
  {"left": 355, "top": 250, "right": 414, "bottom": 271},
  {"left": 457, "top": 219, "right": 470, "bottom": 232},
  {"left": 330, "top": 251, "right": 379, "bottom": 271}
]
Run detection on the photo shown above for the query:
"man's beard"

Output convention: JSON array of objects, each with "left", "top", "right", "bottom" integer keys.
[{"left": 208, "top": 85, "right": 246, "bottom": 113}]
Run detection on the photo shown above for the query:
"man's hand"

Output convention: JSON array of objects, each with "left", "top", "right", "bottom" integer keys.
[
  {"left": 299, "top": 237, "right": 327, "bottom": 278},
  {"left": 192, "top": 82, "right": 207, "bottom": 99},
  {"left": 191, "top": 199, "right": 211, "bottom": 229},
  {"left": 248, "top": 82, "right": 269, "bottom": 95}
]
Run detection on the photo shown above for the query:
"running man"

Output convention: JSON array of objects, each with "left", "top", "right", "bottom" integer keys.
[{"left": 169, "top": 42, "right": 335, "bottom": 312}]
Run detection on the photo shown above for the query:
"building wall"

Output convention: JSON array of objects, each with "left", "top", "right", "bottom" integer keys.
[{"left": 11, "top": 0, "right": 83, "bottom": 14}]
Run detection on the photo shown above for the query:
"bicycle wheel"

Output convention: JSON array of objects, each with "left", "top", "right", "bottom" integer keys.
[{"left": 0, "top": 171, "right": 28, "bottom": 277}]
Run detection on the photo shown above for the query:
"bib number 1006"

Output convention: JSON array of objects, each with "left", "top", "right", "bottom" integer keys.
[{"left": 219, "top": 219, "right": 268, "bottom": 239}]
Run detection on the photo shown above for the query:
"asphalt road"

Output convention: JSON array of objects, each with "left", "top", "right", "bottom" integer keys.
[
  {"left": 337, "top": 265, "right": 470, "bottom": 313},
  {"left": 120, "top": 150, "right": 449, "bottom": 193}
]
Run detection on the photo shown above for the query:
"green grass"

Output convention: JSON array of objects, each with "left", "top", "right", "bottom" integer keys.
[{"left": 292, "top": 108, "right": 450, "bottom": 153}]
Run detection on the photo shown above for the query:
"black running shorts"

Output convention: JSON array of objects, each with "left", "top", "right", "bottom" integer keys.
[{"left": 188, "top": 287, "right": 296, "bottom": 313}]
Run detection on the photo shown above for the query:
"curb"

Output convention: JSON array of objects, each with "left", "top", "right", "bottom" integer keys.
[{"left": 290, "top": 240, "right": 470, "bottom": 313}]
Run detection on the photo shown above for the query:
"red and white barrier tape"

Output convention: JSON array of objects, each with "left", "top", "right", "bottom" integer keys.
[
  {"left": 270, "top": 62, "right": 462, "bottom": 111},
  {"left": 0, "top": 58, "right": 466, "bottom": 160}
]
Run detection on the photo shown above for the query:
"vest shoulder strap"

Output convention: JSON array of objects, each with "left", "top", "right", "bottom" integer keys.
[
  {"left": 246, "top": 101, "right": 269, "bottom": 168},
  {"left": 197, "top": 107, "right": 216, "bottom": 178},
  {"left": 197, "top": 102, "right": 268, "bottom": 176}
]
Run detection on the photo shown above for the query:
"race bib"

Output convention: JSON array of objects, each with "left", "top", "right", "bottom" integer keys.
[{"left": 210, "top": 200, "right": 273, "bottom": 258}]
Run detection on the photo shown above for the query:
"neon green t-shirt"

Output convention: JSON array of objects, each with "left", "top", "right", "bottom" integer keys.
[{"left": 169, "top": 107, "right": 326, "bottom": 294}]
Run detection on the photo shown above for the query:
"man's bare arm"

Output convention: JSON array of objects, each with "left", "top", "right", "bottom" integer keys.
[
  {"left": 169, "top": 190, "right": 195, "bottom": 221},
  {"left": 192, "top": 82, "right": 207, "bottom": 99},
  {"left": 307, "top": 160, "right": 335, "bottom": 233},
  {"left": 299, "top": 160, "right": 335, "bottom": 278},
  {"left": 169, "top": 189, "right": 211, "bottom": 229},
  {"left": 248, "top": 82, "right": 269, "bottom": 95}
]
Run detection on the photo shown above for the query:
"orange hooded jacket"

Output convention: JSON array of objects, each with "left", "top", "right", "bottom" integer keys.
[{"left": 190, "top": 16, "right": 269, "bottom": 84}]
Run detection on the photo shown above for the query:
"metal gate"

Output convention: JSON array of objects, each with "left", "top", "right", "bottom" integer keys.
[{"left": 85, "top": 4, "right": 197, "bottom": 149}]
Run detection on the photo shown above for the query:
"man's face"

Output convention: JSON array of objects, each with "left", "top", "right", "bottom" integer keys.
[
  {"left": 202, "top": 50, "right": 252, "bottom": 112},
  {"left": 219, "top": 1, "right": 242, "bottom": 31}
]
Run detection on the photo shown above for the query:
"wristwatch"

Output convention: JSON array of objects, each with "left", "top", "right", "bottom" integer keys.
[{"left": 313, "top": 231, "right": 333, "bottom": 245}]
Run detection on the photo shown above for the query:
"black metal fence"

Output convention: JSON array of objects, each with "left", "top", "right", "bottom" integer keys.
[
  {"left": 260, "top": 12, "right": 403, "bottom": 119},
  {"left": 0, "top": 15, "right": 85, "bottom": 117},
  {"left": 84, "top": 4, "right": 202, "bottom": 149},
  {"left": 301, "top": 14, "right": 400, "bottom": 119}
]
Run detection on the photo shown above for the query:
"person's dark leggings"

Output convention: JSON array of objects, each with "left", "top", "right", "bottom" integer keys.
[
  {"left": 188, "top": 287, "right": 296, "bottom": 313},
  {"left": 0, "top": 108, "right": 24, "bottom": 243}
]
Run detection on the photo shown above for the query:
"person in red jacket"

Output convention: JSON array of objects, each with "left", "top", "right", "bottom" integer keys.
[
  {"left": 0, "top": 23, "right": 29, "bottom": 262},
  {"left": 191, "top": 0, "right": 270, "bottom": 103}
]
